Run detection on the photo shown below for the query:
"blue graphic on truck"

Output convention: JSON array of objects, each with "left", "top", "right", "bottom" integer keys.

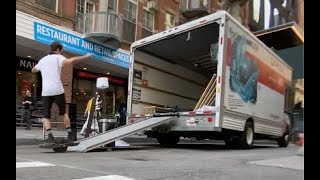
[{"left": 229, "top": 35, "right": 258, "bottom": 104}]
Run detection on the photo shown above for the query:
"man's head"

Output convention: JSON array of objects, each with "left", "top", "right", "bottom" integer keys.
[
  {"left": 50, "top": 42, "right": 63, "bottom": 54},
  {"left": 26, "top": 90, "right": 31, "bottom": 97}
]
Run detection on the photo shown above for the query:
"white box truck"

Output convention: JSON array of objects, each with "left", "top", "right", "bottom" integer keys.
[{"left": 126, "top": 11, "right": 292, "bottom": 149}]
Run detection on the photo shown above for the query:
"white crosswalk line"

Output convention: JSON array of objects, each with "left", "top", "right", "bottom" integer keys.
[
  {"left": 16, "top": 160, "right": 134, "bottom": 180},
  {"left": 16, "top": 161, "right": 55, "bottom": 168},
  {"left": 73, "top": 175, "right": 135, "bottom": 180}
]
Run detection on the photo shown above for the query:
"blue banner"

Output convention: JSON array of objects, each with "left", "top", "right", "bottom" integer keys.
[{"left": 33, "top": 22, "right": 130, "bottom": 68}]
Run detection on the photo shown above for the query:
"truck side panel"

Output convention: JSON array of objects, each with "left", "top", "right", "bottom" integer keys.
[{"left": 221, "top": 16, "right": 292, "bottom": 136}]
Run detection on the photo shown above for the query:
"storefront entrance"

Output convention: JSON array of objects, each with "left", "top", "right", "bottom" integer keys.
[
  {"left": 72, "top": 70, "right": 127, "bottom": 118},
  {"left": 16, "top": 56, "right": 41, "bottom": 104}
]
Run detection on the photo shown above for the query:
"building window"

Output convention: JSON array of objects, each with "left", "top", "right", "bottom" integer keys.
[
  {"left": 249, "top": 0, "right": 299, "bottom": 31},
  {"left": 73, "top": 78, "right": 96, "bottom": 114},
  {"left": 142, "top": 9, "right": 154, "bottom": 38},
  {"left": 180, "top": 0, "right": 209, "bottom": 10},
  {"left": 76, "top": 0, "right": 95, "bottom": 33},
  {"left": 123, "top": 0, "right": 137, "bottom": 42},
  {"left": 253, "top": 0, "right": 260, "bottom": 23},
  {"left": 107, "top": 0, "right": 118, "bottom": 12},
  {"left": 165, "top": 12, "right": 175, "bottom": 30},
  {"left": 76, "top": 0, "right": 95, "bottom": 15},
  {"left": 35, "top": 0, "right": 58, "bottom": 12}
]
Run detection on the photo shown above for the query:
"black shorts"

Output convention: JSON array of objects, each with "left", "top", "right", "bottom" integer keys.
[{"left": 42, "top": 93, "right": 66, "bottom": 118}]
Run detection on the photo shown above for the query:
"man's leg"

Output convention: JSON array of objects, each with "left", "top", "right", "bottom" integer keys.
[
  {"left": 42, "top": 96, "right": 54, "bottom": 142},
  {"left": 62, "top": 113, "right": 73, "bottom": 140},
  {"left": 98, "top": 110, "right": 101, "bottom": 120},
  {"left": 43, "top": 118, "right": 51, "bottom": 129},
  {"left": 26, "top": 110, "right": 31, "bottom": 130},
  {"left": 55, "top": 94, "right": 74, "bottom": 141},
  {"left": 62, "top": 113, "right": 71, "bottom": 128},
  {"left": 93, "top": 113, "right": 99, "bottom": 134}
]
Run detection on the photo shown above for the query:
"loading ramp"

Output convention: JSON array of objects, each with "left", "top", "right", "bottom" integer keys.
[{"left": 73, "top": 116, "right": 176, "bottom": 152}]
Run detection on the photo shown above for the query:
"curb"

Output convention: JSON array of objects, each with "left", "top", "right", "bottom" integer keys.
[
  {"left": 16, "top": 137, "right": 158, "bottom": 146},
  {"left": 16, "top": 139, "right": 44, "bottom": 146}
]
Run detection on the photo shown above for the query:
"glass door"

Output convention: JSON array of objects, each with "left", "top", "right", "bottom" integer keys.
[{"left": 103, "top": 86, "right": 115, "bottom": 117}]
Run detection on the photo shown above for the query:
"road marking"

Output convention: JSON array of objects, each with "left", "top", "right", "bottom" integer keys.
[
  {"left": 17, "top": 157, "right": 120, "bottom": 176},
  {"left": 58, "top": 164, "right": 113, "bottom": 175},
  {"left": 16, "top": 158, "right": 134, "bottom": 179},
  {"left": 17, "top": 157, "right": 110, "bottom": 175},
  {"left": 16, "top": 161, "right": 55, "bottom": 168},
  {"left": 73, "top": 175, "right": 134, "bottom": 180},
  {"left": 247, "top": 156, "right": 304, "bottom": 170}
]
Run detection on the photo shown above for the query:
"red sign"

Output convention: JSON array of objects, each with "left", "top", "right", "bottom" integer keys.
[
  {"left": 20, "top": 80, "right": 31, "bottom": 96},
  {"left": 76, "top": 71, "right": 126, "bottom": 85},
  {"left": 142, "top": 80, "right": 148, "bottom": 86}
]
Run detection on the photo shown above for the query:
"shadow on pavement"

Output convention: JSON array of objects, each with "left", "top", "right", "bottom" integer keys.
[{"left": 86, "top": 142, "right": 278, "bottom": 153}]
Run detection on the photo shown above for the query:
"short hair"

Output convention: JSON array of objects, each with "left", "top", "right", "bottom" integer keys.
[{"left": 50, "top": 42, "right": 63, "bottom": 52}]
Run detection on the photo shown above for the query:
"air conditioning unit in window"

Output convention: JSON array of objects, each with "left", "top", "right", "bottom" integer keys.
[{"left": 146, "top": 1, "right": 158, "bottom": 11}]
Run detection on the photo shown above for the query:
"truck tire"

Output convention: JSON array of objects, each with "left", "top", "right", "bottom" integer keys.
[
  {"left": 239, "top": 121, "right": 254, "bottom": 149},
  {"left": 157, "top": 133, "right": 180, "bottom": 147},
  {"left": 277, "top": 131, "right": 290, "bottom": 147}
]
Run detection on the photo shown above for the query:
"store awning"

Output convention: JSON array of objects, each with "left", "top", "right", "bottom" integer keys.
[{"left": 253, "top": 22, "right": 304, "bottom": 50}]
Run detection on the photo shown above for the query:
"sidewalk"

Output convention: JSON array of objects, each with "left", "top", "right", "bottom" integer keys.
[{"left": 16, "top": 127, "right": 156, "bottom": 146}]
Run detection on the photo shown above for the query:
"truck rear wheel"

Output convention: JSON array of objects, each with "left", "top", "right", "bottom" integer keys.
[
  {"left": 239, "top": 121, "right": 254, "bottom": 149},
  {"left": 277, "top": 131, "right": 290, "bottom": 147},
  {"left": 157, "top": 133, "right": 180, "bottom": 147}
]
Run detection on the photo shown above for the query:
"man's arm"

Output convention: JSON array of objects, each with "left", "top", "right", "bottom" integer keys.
[
  {"left": 62, "top": 53, "right": 92, "bottom": 66},
  {"left": 22, "top": 97, "right": 28, "bottom": 104},
  {"left": 32, "top": 59, "right": 41, "bottom": 73},
  {"left": 31, "top": 67, "right": 39, "bottom": 73}
]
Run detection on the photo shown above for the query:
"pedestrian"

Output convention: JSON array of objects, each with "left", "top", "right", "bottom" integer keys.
[
  {"left": 22, "top": 89, "right": 35, "bottom": 130},
  {"left": 95, "top": 91, "right": 103, "bottom": 120},
  {"left": 32, "top": 41, "right": 92, "bottom": 143},
  {"left": 80, "top": 96, "right": 100, "bottom": 136}
]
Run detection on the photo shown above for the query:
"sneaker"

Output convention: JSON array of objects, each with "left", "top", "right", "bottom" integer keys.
[{"left": 44, "top": 138, "right": 55, "bottom": 144}]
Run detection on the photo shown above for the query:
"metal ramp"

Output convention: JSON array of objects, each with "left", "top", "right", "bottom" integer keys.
[{"left": 73, "top": 116, "right": 175, "bottom": 152}]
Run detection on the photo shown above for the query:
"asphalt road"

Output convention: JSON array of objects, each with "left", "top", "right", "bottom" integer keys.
[{"left": 16, "top": 141, "right": 304, "bottom": 180}]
